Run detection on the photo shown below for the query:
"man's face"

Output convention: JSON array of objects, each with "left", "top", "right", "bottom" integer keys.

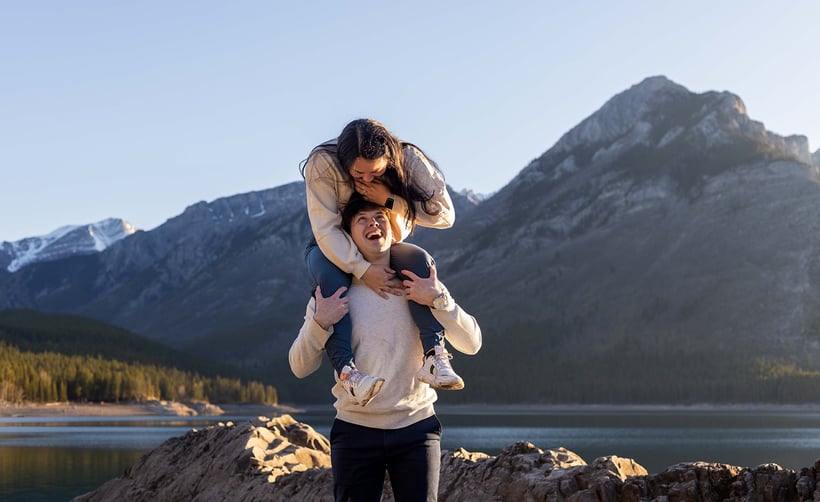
[
  {"left": 349, "top": 156, "right": 388, "bottom": 183},
  {"left": 349, "top": 208, "right": 392, "bottom": 259}
]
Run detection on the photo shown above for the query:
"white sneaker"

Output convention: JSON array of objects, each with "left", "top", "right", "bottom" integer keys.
[
  {"left": 416, "top": 346, "right": 464, "bottom": 390},
  {"left": 339, "top": 365, "right": 385, "bottom": 406}
]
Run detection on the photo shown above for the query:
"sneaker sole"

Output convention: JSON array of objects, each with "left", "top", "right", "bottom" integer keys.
[
  {"left": 416, "top": 371, "right": 464, "bottom": 391},
  {"left": 359, "top": 378, "right": 385, "bottom": 407},
  {"left": 432, "top": 379, "right": 464, "bottom": 391}
]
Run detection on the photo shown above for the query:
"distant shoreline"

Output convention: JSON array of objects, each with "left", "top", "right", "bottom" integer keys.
[
  {"left": 0, "top": 401, "right": 301, "bottom": 418},
  {"left": 4, "top": 400, "right": 820, "bottom": 418}
]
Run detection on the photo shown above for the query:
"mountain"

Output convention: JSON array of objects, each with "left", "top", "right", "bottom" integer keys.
[
  {"left": 2, "top": 76, "right": 819, "bottom": 404},
  {"left": 0, "top": 218, "right": 136, "bottom": 273},
  {"left": 0, "top": 183, "right": 311, "bottom": 356},
  {"left": 0, "top": 183, "right": 477, "bottom": 362},
  {"left": 422, "top": 76, "right": 820, "bottom": 402}
]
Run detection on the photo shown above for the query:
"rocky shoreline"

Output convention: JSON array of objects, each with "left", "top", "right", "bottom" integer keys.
[{"left": 71, "top": 414, "right": 820, "bottom": 502}]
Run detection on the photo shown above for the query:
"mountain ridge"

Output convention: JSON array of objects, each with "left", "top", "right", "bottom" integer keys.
[
  {"left": 410, "top": 75, "right": 820, "bottom": 403},
  {"left": 2, "top": 75, "right": 820, "bottom": 404}
]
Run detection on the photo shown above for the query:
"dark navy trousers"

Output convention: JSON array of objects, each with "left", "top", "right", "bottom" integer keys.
[
  {"left": 305, "top": 242, "right": 446, "bottom": 374},
  {"left": 330, "top": 415, "right": 442, "bottom": 501}
]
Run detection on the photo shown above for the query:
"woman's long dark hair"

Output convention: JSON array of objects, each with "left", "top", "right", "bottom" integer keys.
[{"left": 301, "top": 118, "right": 444, "bottom": 226}]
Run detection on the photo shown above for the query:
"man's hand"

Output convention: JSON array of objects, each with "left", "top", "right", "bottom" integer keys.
[
  {"left": 312, "top": 285, "right": 348, "bottom": 330},
  {"left": 361, "top": 264, "right": 403, "bottom": 299},
  {"left": 354, "top": 178, "right": 392, "bottom": 206},
  {"left": 402, "top": 265, "right": 443, "bottom": 307}
]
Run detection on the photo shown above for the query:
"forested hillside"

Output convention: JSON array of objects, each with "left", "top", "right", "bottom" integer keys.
[
  {"left": 0, "top": 310, "right": 277, "bottom": 404},
  {"left": 0, "top": 309, "right": 250, "bottom": 375}
]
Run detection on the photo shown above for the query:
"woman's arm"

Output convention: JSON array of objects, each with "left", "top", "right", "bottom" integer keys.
[
  {"left": 304, "top": 150, "right": 371, "bottom": 279},
  {"left": 390, "top": 146, "right": 455, "bottom": 239}
]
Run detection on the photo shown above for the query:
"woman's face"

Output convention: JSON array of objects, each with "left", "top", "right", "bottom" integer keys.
[{"left": 349, "top": 156, "right": 388, "bottom": 183}]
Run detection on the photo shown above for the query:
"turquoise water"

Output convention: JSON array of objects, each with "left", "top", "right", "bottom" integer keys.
[
  {"left": 2, "top": 407, "right": 820, "bottom": 501},
  {"left": 0, "top": 416, "right": 226, "bottom": 502}
]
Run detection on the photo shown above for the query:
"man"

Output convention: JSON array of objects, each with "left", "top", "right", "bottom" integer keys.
[{"left": 289, "top": 195, "right": 482, "bottom": 501}]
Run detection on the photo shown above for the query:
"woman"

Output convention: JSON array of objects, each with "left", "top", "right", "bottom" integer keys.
[{"left": 301, "top": 118, "right": 464, "bottom": 405}]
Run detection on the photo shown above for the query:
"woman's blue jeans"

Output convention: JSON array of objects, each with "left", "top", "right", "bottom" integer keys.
[{"left": 305, "top": 242, "right": 446, "bottom": 374}]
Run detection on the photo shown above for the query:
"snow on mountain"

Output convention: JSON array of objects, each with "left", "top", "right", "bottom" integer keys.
[{"left": 1, "top": 218, "right": 137, "bottom": 272}]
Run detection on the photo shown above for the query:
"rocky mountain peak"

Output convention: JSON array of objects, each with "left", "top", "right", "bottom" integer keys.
[
  {"left": 696, "top": 90, "right": 811, "bottom": 164},
  {"left": 552, "top": 75, "right": 690, "bottom": 153},
  {"left": 511, "top": 77, "right": 812, "bottom": 191}
]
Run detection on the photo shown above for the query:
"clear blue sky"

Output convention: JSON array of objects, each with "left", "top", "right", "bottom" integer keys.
[{"left": 2, "top": 1, "right": 818, "bottom": 242}]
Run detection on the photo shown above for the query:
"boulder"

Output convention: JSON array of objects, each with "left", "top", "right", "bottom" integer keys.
[
  {"left": 72, "top": 414, "right": 333, "bottom": 502},
  {"left": 72, "top": 415, "right": 820, "bottom": 501}
]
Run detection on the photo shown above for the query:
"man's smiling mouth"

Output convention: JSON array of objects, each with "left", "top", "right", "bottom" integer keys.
[{"left": 365, "top": 229, "right": 383, "bottom": 240}]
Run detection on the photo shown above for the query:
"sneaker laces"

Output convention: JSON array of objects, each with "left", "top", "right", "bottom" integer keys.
[
  {"left": 347, "top": 369, "right": 367, "bottom": 388},
  {"left": 430, "top": 350, "right": 456, "bottom": 375}
]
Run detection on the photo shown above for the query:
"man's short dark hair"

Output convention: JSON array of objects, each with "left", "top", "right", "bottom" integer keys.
[{"left": 341, "top": 194, "right": 389, "bottom": 233}]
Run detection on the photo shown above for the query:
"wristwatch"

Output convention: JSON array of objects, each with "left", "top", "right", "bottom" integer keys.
[
  {"left": 385, "top": 195, "right": 395, "bottom": 210},
  {"left": 432, "top": 290, "right": 451, "bottom": 310}
]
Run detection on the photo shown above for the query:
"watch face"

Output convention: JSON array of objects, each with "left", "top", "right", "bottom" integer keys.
[{"left": 433, "top": 293, "right": 448, "bottom": 310}]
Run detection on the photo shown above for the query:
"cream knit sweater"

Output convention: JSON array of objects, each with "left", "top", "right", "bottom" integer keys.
[{"left": 289, "top": 278, "right": 482, "bottom": 430}]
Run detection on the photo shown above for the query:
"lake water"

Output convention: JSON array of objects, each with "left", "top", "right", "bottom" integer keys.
[{"left": 3, "top": 406, "right": 820, "bottom": 501}]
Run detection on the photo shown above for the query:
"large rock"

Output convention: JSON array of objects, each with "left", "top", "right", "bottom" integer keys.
[
  {"left": 72, "top": 414, "right": 333, "bottom": 502},
  {"left": 73, "top": 415, "right": 820, "bottom": 501}
]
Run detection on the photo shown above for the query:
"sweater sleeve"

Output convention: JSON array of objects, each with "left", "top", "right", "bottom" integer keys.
[
  {"left": 304, "top": 151, "right": 372, "bottom": 279},
  {"left": 288, "top": 298, "right": 332, "bottom": 379},
  {"left": 431, "top": 287, "right": 482, "bottom": 356},
  {"left": 389, "top": 146, "right": 455, "bottom": 242}
]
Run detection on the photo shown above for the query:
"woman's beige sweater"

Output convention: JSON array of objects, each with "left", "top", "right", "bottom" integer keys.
[{"left": 303, "top": 144, "right": 454, "bottom": 279}]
